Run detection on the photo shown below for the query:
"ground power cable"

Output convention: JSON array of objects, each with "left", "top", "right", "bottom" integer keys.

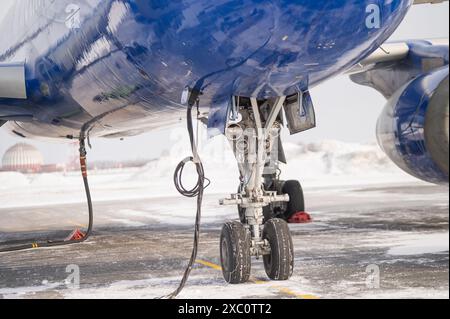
[
  {"left": 0, "top": 131, "right": 94, "bottom": 253},
  {"left": 163, "top": 96, "right": 210, "bottom": 299}
]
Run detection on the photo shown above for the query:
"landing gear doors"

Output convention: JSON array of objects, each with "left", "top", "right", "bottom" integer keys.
[{"left": 283, "top": 91, "right": 316, "bottom": 135}]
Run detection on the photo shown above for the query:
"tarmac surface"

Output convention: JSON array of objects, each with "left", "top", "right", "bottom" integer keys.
[{"left": 0, "top": 183, "right": 448, "bottom": 299}]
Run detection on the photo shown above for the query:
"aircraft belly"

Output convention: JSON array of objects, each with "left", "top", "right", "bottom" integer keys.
[{"left": 0, "top": 0, "right": 413, "bottom": 137}]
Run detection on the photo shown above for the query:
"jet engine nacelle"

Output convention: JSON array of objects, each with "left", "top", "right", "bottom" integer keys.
[{"left": 377, "top": 67, "right": 449, "bottom": 184}]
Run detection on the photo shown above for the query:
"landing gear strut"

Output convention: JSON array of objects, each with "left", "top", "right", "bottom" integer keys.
[{"left": 219, "top": 97, "right": 298, "bottom": 283}]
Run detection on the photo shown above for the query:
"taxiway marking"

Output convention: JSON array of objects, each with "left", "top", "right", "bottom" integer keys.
[
  {"left": 196, "top": 259, "right": 223, "bottom": 271},
  {"left": 68, "top": 220, "right": 87, "bottom": 229},
  {"left": 196, "top": 259, "right": 319, "bottom": 299}
]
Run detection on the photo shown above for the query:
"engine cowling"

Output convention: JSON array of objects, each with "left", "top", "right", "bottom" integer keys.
[{"left": 377, "top": 67, "right": 449, "bottom": 184}]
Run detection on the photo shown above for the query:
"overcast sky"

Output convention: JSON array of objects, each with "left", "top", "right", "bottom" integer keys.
[{"left": 0, "top": 1, "right": 449, "bottom": 164}]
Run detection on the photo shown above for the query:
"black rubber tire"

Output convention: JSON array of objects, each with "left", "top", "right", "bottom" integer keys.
[
  {"left": 263, "top": 218, "right": 294, "bottom": 281},
  {"left": 282, "top": 180, "right": 305, "bottom": 220},
  {"left": 220, "top": 221, "right": 252, "bottom": 284}
]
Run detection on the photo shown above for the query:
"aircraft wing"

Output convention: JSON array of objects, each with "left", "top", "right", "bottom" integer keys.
[
  {"left": 347, "top": 38, "right": 449, "bottom": 75},
  {"left": 347, "top": 38, "right": 448, "bottom": 99},
  {"left": 414, "top": 0, "right": 448, "bottom": 4},
  {"left": 348, "top": 0, "right": 449, "bottom": 73}
]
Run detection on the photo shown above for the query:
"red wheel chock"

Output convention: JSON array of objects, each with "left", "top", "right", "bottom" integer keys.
[
  {"left": 65, "top": 229, "right": 86, "bottom": 241},
  {"left": 288, "top": 212, "right": 312, "bottom": 224}
]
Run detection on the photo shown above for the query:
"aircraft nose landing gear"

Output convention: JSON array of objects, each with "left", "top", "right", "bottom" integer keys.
[
  {"left": 220, "top": 217, "right": 294, "bottom": 284},
  {"left": 219, "top": 96, "right": 297, "bottom": 284}
]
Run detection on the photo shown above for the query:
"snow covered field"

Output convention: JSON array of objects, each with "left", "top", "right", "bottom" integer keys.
[
  {"left": 0, "top": 140, "right": 448, "bottom": 299},
  {"left": 0, "top": 139, "right": 419, "bottom": 209}
]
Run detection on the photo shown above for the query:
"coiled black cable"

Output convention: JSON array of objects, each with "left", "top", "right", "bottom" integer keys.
[
  {"left": 164, "top": 100, "right": 210, "bottom": 299},
  {"left": 173, "top": 156, "right": 210, "bottom": 198}
]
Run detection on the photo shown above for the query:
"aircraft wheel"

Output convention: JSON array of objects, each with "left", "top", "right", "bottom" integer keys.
[
  {"left": 220, "top": 221, "right": 252, "bottom": 284},
  {"left": 263, "top": 218, "right": 294, "bottom": 281},
  {"left": 282, "top": 180, "right": 305, "bottom": 220}
]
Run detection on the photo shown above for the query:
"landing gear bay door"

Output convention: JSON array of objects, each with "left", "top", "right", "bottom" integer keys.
[{"left": 283, "top": 92, "right": 316, "bottom": 135}]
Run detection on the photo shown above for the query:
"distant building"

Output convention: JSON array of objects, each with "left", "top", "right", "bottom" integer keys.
[
  {"left": 1, "top": 142, "right": 150, "bottom": 174},
  {"left": 1, "top": 143, "right": 44, "bottom": 173}
]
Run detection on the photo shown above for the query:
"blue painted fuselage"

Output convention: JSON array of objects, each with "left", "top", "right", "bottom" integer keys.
[{"left": 0, "top": 0, "right": 413, "bottom": 139}]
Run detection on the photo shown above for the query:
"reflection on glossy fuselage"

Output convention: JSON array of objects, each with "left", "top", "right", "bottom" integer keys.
[{"left": 0, "top": 0, "right": 412, "bottom": 139}]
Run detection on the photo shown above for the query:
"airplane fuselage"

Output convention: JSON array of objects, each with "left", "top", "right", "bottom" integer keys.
[{"left": 0, "top": 0, "right": 413, "bottom": 139}]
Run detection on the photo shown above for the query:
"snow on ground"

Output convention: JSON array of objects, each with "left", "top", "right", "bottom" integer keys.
[
  {"left": 0, "top": 154, "right": 447, "bottom": 299},
  {"left": 387, "top": 232, "right": 450, "bottom": 256},
  {"left": 0, "top": 275, "right": 317, "bottom": 299},
  {"left": 0, "top": 139, "right": 420, "bottom": 209}
]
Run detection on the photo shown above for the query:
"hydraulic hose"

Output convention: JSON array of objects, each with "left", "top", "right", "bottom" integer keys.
[{"left": 0, "top": 135, "right": 94, "bottom": 253}]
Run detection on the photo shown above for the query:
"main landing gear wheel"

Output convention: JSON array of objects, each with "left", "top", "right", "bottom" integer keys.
[
  {"left": 263, "top": 218, "right": 294, "bottom": 281},
  {"left": 282, "top": 180, "right": 305, "bottom": 220},
  {"left": 220, "top": 221, "right": 252, "bottom": 284}
]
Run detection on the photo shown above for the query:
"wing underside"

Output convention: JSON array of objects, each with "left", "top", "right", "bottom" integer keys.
[
  {"left": 347, "top": 38, "right": 449, "bottom": 75},
  {"left": 414, "top": 0, "right": 448, "bottom": 4},
  {"left": 348, "top": 38, "right": 449, "bottom": 99}
]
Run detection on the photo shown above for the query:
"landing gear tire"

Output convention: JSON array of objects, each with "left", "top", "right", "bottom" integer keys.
[
  {"left": 263, "top": 218, "right": 294, "bottom": 281},
  {"left": 220, "top": 221, "right": 252, "bottom": 284},
  {"left": 282, "top": 180, "right": 305, "bottom": 220}
]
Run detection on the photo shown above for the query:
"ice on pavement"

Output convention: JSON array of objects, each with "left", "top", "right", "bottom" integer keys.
[
  {"left": 0, "top": 275, "right": 316, "bottom": 299},
  {"left": 0, "top": 136, "right": 447, "bottom": 299},
  {"left": 0, "top": 139, "right": 419, "bottom": 209},
  {"left": 387, "top": 232, "right": 450, "bottom": 256}
]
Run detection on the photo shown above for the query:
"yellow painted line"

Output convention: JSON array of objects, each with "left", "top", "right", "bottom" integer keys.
[
  {"left": 196, "top": 259, "right": 223, "bottom": 271},
  {"left": 271, "top": 285, "right": 319, "bottom": 299},
  {"left": 68, "top": 220, "right": 87, "bottom": 229},
  {"left": 195, "top": 259, "right": 319, "bottom": 299}
]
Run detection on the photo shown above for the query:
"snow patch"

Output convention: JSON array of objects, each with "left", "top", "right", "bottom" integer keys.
[
  {"left": 0, "top": 282, "right": 62, "bottom": 299},
  {"left": 0, "top": 140, "right": 421, "bottom": 209},
  {"left": 0, "top": 172, "right": 29, "bottom": 189},
  {"left": 387, "top": 232, "right": 449, "bottom": 256}
]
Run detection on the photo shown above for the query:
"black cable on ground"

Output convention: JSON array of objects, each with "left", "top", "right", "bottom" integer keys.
[
  {"left": 0, "top": 100, "right": 208, "bottom": 299},
  {"left": 164, "top": 99, "right": 210, "bottom": 299},
  {"left": 0, "top": 134, "right": 94, "bottom": 253}
]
